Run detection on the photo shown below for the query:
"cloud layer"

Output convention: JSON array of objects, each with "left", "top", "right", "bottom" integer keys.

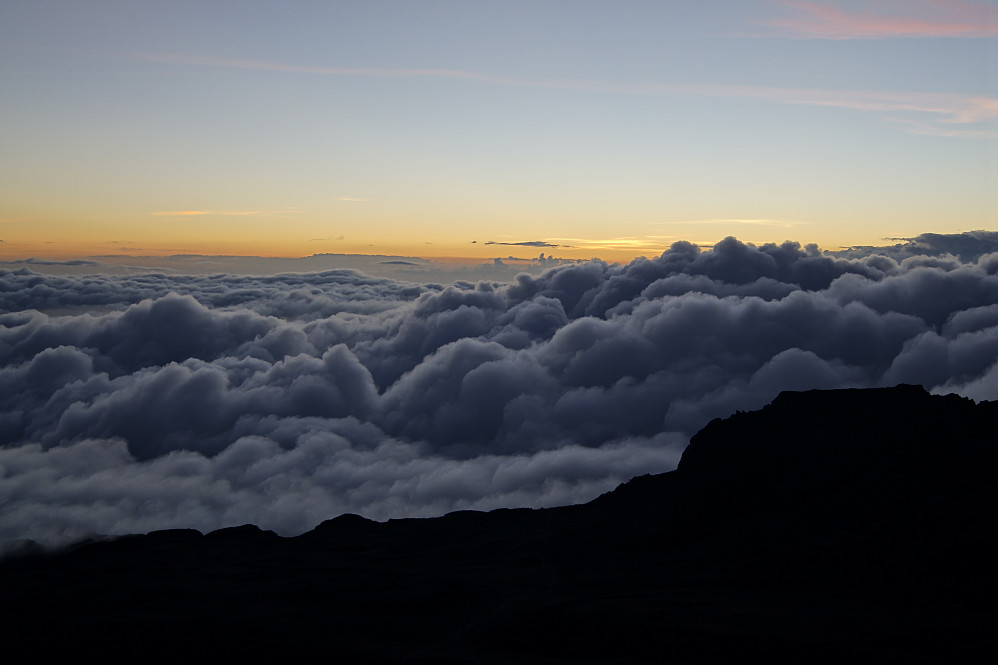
[{"left": 3, "top": 233, "right": 998, "bottom": 548}]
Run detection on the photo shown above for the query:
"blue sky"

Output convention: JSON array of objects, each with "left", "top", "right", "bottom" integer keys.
[{"left": 1, "top": 1, "right": 995, "bottom": 260}]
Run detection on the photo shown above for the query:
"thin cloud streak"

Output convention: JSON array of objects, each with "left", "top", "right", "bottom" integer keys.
[
  {"left": 765, "top": 0, "right": 998, "bottom": 39},
  {"left": 882, "top": 115, "right": 998, "bottom": 139},
  {"left": 485, "top": 240, "right": 563, "bottom": 248},
  {"left": 153, "top": 210, "right": 263, "bottom": 217},
  {"left": 549, "top": 237, "right": 676, "bottom": 253},
  {"left": 135, "top": 51, "right": 542, "bottom": 87},
  {"left": 152, "top": 208, "right": 302, "bottom": 217},
  {"left": 657, "top": 219, "right": 811, "bottom": 228},
  {"left": 700, "top": 84, "right": 998, "bottom": 125},
  {"left": 133, "top": 50, "right": 997, "bottom": 138}
]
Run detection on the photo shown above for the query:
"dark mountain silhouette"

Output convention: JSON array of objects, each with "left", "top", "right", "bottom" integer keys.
[{"left": 2, "top": 385, "right": 995, "bottom": 662}]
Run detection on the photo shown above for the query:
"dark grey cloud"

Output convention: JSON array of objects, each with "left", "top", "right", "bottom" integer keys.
[
  {"left": 2, "top": 232, "right": 997, "bottom": 550},
  {"left": 831, "top": 230, "right": 998, "bottom": 263},
  {"left": 485, "top": 240, "right": 563, "bottom": 247},
  {"left": 7, "top": 258, "right": 100, "bottom": 266},
  {"left": 0, "top": 268, "right": 427, "bottom": 320}
]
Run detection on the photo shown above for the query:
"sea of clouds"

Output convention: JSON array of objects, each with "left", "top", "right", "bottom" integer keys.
[{"left": 2, "top": 232, "right": 997, "bottom": 549}]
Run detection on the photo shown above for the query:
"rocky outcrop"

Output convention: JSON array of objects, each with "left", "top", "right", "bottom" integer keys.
[{"left": 2, "top": 385, "right": 995, "bottom": 662}]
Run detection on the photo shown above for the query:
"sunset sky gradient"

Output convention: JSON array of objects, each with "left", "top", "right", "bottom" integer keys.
[{"left": 2, "top": 0, "right": 995, "bottom": 262}]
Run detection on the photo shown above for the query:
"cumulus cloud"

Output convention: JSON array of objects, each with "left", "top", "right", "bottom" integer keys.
[
  {"left": 2, "top": 233, "right": 997, "bottom": 549},
  {"left": 830, "top": 230, "right": 998, "bottom": 263}
]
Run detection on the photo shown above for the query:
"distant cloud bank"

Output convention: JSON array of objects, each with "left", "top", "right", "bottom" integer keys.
[{"left": 2, "top": 232, "right": 997, "bottom": 549}]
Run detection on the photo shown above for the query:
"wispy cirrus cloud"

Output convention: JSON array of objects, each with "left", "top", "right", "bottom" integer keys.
[
  {"left": 657, "top": 218, "right": 811, "bottom": 228},
  {"left": 701, "top": 84, "right": 998, "bottom": 138},
  {"left": 133, "top": 50, "right": 997, "bottom": 138},
  {"left": 763, "top": 0, "right": 998, "bottom": 39},
  {"left": 135, "top": 51, "right": 533, "bottom": 86},
  {"left": 708, "top": 84, "right": 998, "bottom": 123},
  {"left": 549, "top": 236, "right": 675, "bottom": 252},
  {"left": 152, "top": 207, "right": 302, "bottom": 217},
  {"left": 153, "top": 210, "right": 262, "bottom": 217}
]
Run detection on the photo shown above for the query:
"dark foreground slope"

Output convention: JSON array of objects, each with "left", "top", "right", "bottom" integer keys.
[{"left": 2, "top": 385, "right": 996, "bottom": 662}]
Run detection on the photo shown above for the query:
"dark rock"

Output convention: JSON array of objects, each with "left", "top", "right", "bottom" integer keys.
[{"left": 2, "top": 385, "right": 995, "bottom": 662}]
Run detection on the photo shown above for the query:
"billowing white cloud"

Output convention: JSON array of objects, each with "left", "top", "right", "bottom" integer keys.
[{"left": 2, "top": 233, "right": 997, "bottom": 550}]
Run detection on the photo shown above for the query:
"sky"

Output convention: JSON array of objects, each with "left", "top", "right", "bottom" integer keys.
[{"left": 1, "top": 0, "right": 996, "bottom": 263}]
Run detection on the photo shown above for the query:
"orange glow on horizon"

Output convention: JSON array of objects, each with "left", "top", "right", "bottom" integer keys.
[
  {"left": 0, "top": 212, "right": 929, "bottom": 266},
  {"left": 0, "top": 233, "right": 869, "bottom": 266}
]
